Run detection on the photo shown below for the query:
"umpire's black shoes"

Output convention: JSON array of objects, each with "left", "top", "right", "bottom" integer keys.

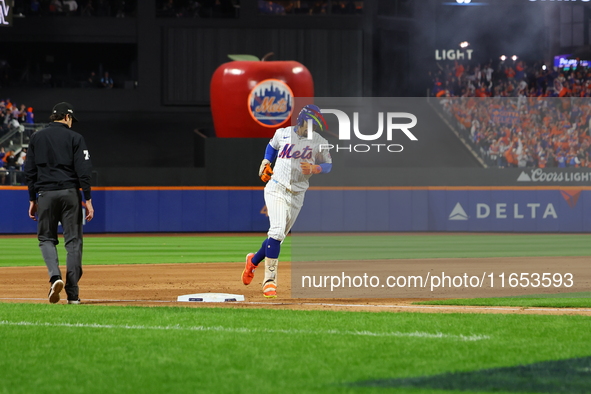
[{"left": 48, "top": 279, "right": 64, "bottom": 304}]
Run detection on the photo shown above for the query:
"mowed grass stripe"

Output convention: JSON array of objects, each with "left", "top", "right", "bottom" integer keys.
[
  {"left": 0, "top": 235, "right": 281, "bottom": 266},
  {"left": 1, "top": 303, "right": 591, "bottom": 394},
  {"left": 0, "top": 320, "right": 490, "bottom": 341},
  {"left": 292, "top": 234, "right": 591, "bottom": 260},
  {"left": 1, "top": 234, "right": 591, "bottom": 267},
  {"left": 416, "top": 296, "right": 591, "bottom": 308}
]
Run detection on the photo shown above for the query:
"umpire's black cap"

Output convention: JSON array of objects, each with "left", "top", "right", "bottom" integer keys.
[{"left": 52, "top": 102, "right": 78, "bottom": 122}]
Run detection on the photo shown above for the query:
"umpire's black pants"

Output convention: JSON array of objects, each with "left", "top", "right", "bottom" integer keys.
[{"left": 37, "top": 188, "right": 84, "bottom": 301}]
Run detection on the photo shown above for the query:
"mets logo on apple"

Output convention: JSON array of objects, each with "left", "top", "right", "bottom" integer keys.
[{"left": 248, "top": 79, "right": 294, "bottom": 127}]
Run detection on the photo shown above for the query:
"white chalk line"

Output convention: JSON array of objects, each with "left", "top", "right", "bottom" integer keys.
[
  {"left": 0, "top": 297, "right": 174, "bottom": 303},
  {"left": 293, "top": 302, "right": 591, "bottom": 313},
  {"left": 1, "top": 297, "right": 591, "bottom": 313},
  {"left": 0, "top": 320, "right": 489, "bottom": 341}
]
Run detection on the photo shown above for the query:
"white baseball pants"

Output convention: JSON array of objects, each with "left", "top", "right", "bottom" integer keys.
[{"left": 264, "top": 180, "right": 305, "bottom": 241}]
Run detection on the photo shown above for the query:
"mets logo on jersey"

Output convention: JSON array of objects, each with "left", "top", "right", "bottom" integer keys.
[
  {"left": 248, "top": 79, "right": 294, "bottom": 128},
  {"left": 278, "top": 144, "right": 313, "bottom": 159}
]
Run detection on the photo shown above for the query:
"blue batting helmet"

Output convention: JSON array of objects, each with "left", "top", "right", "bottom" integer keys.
[{"left": 296, "top": 104, "right": 328, "bottom": 132}]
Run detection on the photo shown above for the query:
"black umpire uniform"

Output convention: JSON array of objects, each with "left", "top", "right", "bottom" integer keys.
[{"left": 24, "top": 102, "right": 94, "bottom": 304}]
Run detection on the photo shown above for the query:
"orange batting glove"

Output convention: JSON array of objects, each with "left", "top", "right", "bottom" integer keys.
[
  {"left": 300, "top": 162, "right": 322, "bottom": 175},
  {"left": 260, "top": 163, "right": 273, "bottom": 182},
  {"left": 258, "top": 159, "right": 273, "bottom": 182}
]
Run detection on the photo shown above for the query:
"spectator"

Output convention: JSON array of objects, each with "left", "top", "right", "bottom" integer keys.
[
  {"left": 16, "top": 147, "right": 27, "bottom": 169},
  {"left": 100, "top": 71, "right": 113, "bottom": 88},
  {"left": 8, "top": 116, "right": 22, "bottom": 135},
  {"left": 483, "top": 63, "right": 494, "bottom": 85},
  {"left": 84, "top": 70, "right": 98, "bottom": 88},
  {"left": 488, "top": 139, "right": 499, "bottom": 164},
  {"left": 49, "top": 0, "right": 64, "bottom": 14},
  {"left": 5, "top": 149, "right": 17, "bottom": 184},
  {"left": 17, "top": 104, "right": 27, "bottom": 123},
  {"left": 0, "top": 158, "right": 6, "bottom": 185},
  {"left": 15, "top": 147, "right": 27, "bottom": 184},
  {"left": 25, "top": 107, "right": 35, "bottom": 124},
  {"left": 556, "top": 150, "right": 567, "bottom": 167},
  {"left": 62, "top": 0, "right": 78, "bottom": 15},
  {"left": 515, "top": 60, "right": 525, "bottom": 81},
  {"left": 10, "top": 103, "right": 20, "bottom": 121},
  {"left": 30, "top": 0, "right": 41, "bottom": 15},
  {"left": 567, "top": 148, "right": 580, "bottom": 167},
  {"left": 0, "top": 146, "right": 7, "bottom": 184},
  {"left": 259, "top": 0, "right": 285, "bottom": 14},
  {"left": 454, "top": 61, "right": 465, "bottom": 80}
]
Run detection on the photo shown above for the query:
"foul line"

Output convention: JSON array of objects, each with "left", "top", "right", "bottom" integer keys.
[
  {"left": 0, "top": 320, "right": 488, "bottom": 341},
  {"left": 246, "top": 301, "right": 591, "bottom": 313},
  {"left": 0, "top": 297, "right": 174, "bottom": 303}
]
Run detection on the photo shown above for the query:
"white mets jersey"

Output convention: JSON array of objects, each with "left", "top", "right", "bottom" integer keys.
[{"left": 269, "top": 126, "right": 332, "bottom": 193}]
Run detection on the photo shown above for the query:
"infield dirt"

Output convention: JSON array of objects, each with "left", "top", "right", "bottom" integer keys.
[{"left": 1, "top": 258, "right": 590, "bottom": 316}]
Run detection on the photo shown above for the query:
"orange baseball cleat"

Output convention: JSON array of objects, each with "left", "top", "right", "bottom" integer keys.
[
  {"left": 242, "top": 253, "right": 257, "bottom": 285},
  {"left": 263, "top": 282, "right": 277, "bottom": 298}
]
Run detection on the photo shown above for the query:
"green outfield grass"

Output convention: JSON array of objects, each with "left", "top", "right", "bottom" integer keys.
[
  {"left": 2, "top": 233, "right": 591, "bottom": 267},
  {"left": 291, "top": 233, "right": 591, "bottom": 261},
  {"left": 0, "top": 234, "right": 283, "bottom": 267},
  {"left": 1, "top": 303, "right": 591, "bottom": 394},
  {"left": 415, "top": 293, "right": 591, "bottom": 308}
]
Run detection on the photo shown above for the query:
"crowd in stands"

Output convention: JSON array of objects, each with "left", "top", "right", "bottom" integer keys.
[
  {"left": 155, "top": 0, "right": 361, "bottom": 17},
  {"left": 14, "top": 0, "right": 136, "bottom": 17},
  {"left": 156, "top": 0, "right": 237, "bottom": 18},
  {"left": 82, "top": 70, "right": 115, "bottom": 89},
  {"left": 1, "top": 99, "right": 34, "bottom": 127},
  {"left": 432, "top": 59, "right": 591, "bottom": 168},
  {"left": 15, "top": 0, "right": 361, "bottom": 18},
  {"left": 258, "top": 0, "right": 361, "bottom": 15},
  {"left": 1, "top": 60, "right": 128, "bottom": 89},
  {"left": 440, "top": 96, "right": 591, "bottom": 169},
  {"left": 430, "top": 58, "right": 591, "bottom": 99},
  {"left": 0, "top": 99, "right": 36, "bottom": 185}
]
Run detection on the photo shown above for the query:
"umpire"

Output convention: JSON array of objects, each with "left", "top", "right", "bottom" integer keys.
[{"left": 25, "top": 102, "right": 94, "bottom": 304}]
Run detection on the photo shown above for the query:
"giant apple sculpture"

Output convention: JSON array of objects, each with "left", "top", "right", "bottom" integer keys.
[{"left": 210, "top": 53, "right": 314, "bottom": 138}]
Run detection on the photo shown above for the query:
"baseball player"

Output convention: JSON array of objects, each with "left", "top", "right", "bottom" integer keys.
[{"left": 242, "top": 104, "right": 332, "bottom": 297}]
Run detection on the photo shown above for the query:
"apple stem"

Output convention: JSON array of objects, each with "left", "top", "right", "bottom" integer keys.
[{"left": 261, "top": 52, "right": 274, "bottom": 61}]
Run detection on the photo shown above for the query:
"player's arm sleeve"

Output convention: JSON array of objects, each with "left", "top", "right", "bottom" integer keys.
[
  {"left": 318, "top": 163, "right": 332, "bottom": 173},
  {"left": 264, "top": 143, "right": 278, "bottom": 162},
  {"left": 24, "top": 142, "right": 37, "bottom": 201},
  {"left": 315, "top": 138, "right": 332, "bottom": 174},
  {"left": 73, "top": 136, "right": 93, "bottom": 200}
]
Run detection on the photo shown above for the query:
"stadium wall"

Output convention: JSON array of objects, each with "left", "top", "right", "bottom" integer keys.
[{"left": 3, "top": 186, "right": 590, "bottom": 234}]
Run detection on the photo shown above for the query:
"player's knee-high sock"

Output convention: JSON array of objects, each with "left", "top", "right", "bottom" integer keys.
[
  {"left": 253, "top": 237, "right": 281, "bottom": 266},
  {"left": 266, "top": 238, "right": 281, "bottom": 259},
  {"left": 252, "top": 239, "right": 268, "bottom": 266}
]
